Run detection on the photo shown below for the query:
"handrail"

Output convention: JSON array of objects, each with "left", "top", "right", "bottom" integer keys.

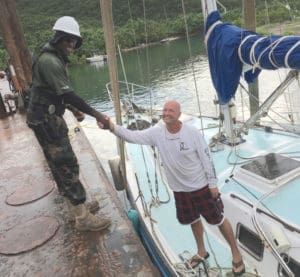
[
  {"left": 252, "top": 191, "right": 294, "bottom": 277},
  {"left": 106, "top": 81, "right": 151, "bottom": 104},
  {"left": 229, "top": 190, "right": 296, "bottom": 276},
  {"left": 230, "top": 193, "right": 300, "bottom": 234}
]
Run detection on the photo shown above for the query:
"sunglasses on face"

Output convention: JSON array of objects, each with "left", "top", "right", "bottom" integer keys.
[{"left": 65, "top": 36, "right": 78, "bottom": 44}]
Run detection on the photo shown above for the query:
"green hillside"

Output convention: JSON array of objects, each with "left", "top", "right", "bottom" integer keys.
[{"left": 0, "top": 0, "right": 299, "bottom": 68}]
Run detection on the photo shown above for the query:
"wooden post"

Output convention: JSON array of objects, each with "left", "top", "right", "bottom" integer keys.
[
  {"left": 243, "top": 0, "right": 259, "bottom": 118},
  {"left": 99, "top": 0, "right": 127, "bottom": 189},
  {"left": 0, "top": 0, "right": 32, "bottom": 91}
]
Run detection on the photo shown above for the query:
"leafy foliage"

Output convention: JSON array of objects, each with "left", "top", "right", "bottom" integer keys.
[{"left": 0, "top": 0, "right": 300, "bottom": 68}]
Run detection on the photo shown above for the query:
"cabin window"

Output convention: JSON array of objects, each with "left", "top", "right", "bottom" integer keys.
[
  {"left": 278, "top": 254, "right": 300, "bottom": 277},
  {"left": 237, "top": 224, "right": 264, "bottom": 260},
  {"left": 240, "top": 153, "right": 300, "bottom": 184}
]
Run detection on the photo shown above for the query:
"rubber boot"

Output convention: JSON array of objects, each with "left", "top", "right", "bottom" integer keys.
[{"left": 73, "top": 204, "right": 111, "bottom": 231}]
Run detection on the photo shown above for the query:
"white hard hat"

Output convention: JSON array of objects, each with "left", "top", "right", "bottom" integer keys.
[{"left": 52, "top": 16, "right": 82, "bottom": 48}]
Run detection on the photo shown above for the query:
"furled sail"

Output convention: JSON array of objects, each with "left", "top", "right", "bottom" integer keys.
[{"left": 205, "top": 11, "right": 300, "bottom": 105}]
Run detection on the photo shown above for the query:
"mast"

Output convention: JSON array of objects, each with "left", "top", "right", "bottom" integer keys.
[
  {"left": 201, "top": 0, "right": 240, "bottom": 145},
  {"left": 201, "top": 0, "right": 217, "bottom": 20},
  {"left": 243, "top": 0, "right": 259, "bottom": 118},
  {"left": 99, "top": 0, "right": 127, "bottom": 188}
]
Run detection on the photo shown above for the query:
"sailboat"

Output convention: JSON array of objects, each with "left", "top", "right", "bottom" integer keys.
[{"left": 102, "top": 0, "right": 300, "bottom": 276}]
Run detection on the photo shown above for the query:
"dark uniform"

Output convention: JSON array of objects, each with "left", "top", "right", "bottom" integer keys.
[{"left": 27, "top": 43, "right": 86, "bottom": 205}]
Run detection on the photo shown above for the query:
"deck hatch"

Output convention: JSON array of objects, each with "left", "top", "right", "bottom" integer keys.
[
  {"left": 237, "top": 224, "right": 264, "bottom": 260},
  {"left": 239, "top": 153, "right": 300, "bottom": 186}
]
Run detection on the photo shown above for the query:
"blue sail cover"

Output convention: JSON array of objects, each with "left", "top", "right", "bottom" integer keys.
[{"left": 205, "top": 11, "right": 300, "bottom": 104}]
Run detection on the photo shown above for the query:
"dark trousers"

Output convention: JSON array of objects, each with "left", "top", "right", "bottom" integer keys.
[{"left": 32, "top": 114, "right": 86, "bottom": 205}]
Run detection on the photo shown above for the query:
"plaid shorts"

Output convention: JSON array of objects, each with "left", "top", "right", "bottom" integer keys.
[{"left": 174, "top": 185, "right": 224, "bottom": 225}]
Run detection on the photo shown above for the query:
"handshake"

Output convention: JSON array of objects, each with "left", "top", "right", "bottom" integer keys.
[
  {"left": 95, "top": 112, "right": 112, "bottom": 130},
  {"left": 67, "top": 105, "right": 112, "bottom": 130}
]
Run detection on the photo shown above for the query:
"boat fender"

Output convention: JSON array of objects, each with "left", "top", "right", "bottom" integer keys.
[
  {"left": 108, "top": 157, "right": 125, "bottom": 191},
  {"left": 127, "top": 209, "right": 139, "bottom": 231}
]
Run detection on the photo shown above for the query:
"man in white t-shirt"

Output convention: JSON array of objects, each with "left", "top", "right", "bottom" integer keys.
[{"left": 100, "top": 100, "right": 245, "bottom": 276}]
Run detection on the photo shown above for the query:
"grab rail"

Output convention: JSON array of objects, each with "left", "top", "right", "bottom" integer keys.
[{"left": 229, "top": 192, "right": 296, "bottom": 276}]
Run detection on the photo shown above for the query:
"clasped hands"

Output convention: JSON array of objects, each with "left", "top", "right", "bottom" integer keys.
[{"left": 96, "top": 113, "right": 113, "bottom": 130}]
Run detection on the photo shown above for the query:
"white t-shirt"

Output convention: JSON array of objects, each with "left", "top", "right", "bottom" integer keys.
[{"left": 113, "top": 121, "right": 218, "bottom": 192}]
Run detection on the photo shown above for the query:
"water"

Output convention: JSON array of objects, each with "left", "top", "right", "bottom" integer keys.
[
  {"left": 69, "top": 36, "right": 300, "bottom": 125},
  {"left": 69, "top": 36, "right": 300, "bottom": 176},
  {"left": 69, "top": 36, "right": 215, "bottom": 117}
]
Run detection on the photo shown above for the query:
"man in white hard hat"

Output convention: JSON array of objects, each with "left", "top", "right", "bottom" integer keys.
[{"left": 27, "top": 16, "right": 111, "bottom": 232}]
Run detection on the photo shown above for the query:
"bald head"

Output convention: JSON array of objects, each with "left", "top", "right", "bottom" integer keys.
[
  {"left": 164, "top": 100, "right": 181, "bottom": 113},
  {"left": 162, "top": 100, "right": 182, "bottom": 128}
]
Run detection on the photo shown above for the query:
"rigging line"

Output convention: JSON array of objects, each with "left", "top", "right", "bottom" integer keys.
[
  {"left": 240, "top": 77, "right": 300, "bottom": 128},
  {"left": 203, "top": 230, "right": 223, "bottom": 274},
  {"left": 119, "top": 87, "right": 163, "bottom": 205},
  {"left": 117, "top": 47, "right": 158, "bottom": 202},
  {"left": 272, "top": 58, "right": 296, "bottom": 124},
  {"left": 118, "top": 44, "right": 130, "bottom": 95},
  {"left": 153, "top": 147, "right": 160, "bottom": 204},
  {"left": 228, "top": 129, "right": 300, "bottom": 164},
  {"left": 239, "top": 80, "right": 297, "bottom": 126},
  {"left": 277, "top": 70, "right": 294, "bottom": 123},
  {"left": 227, "top": 147, "right": 249, "bottom": 167},
  {"left": 264, "top": 0, "right": 271, "bottom": 37},
  {"left": 155, "top": 149, "right": 171, "bottom": 204},
  {"left": 143, "top": 155, "right": 155, "bottom": 203},
  {"left": 139, "top": 144, "right": 157, "bottom": 203},
  {"left": 239, "top": 85, "right": 246, "bottom": 123},
  {"left": 126, "top": 0, "right": 145, "bottom": 84},
  {"left": 134, "top": 173, "right": 150, "bottom": 217},
  {"left": 180, "top": 0, "right": 205, "bottom": 134},
  {"left": 117, "top": 48, "right": 142, "bottom": 115},
  {"left": 146, "top": 203, "right": 183, "bottom": 274},
  {"left": 265, "top": 113, "right": 300, "bottom": 135},
  {"left": 275, "top": 0, "right": 293, "bottom": 20},
  {"left": 141, "top": 0, "right": 154, "bottom": 119}
]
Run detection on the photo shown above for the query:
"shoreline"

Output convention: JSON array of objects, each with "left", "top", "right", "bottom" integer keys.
[{"left": 121, "top": 36, "right": 182, "bottom": 52}]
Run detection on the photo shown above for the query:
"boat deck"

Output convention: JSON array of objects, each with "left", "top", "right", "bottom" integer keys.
[
  {"left": 120, "top": 115, "right": 300, "bottom": 276},
  {"left": 0, "top": 110, "right": 160, "bottom": 276}
]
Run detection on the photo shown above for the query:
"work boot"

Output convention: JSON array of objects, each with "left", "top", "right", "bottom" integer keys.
[
  {"left": 73, "top": 204, "right": 111, "bottom": 231},
  {"left": 67, "top": 200, "right": 100, "bottom": 222}
]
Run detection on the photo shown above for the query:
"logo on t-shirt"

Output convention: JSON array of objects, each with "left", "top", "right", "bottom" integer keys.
[{"left": 179, "top": 142, "right": 189, "bottom": 151}]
